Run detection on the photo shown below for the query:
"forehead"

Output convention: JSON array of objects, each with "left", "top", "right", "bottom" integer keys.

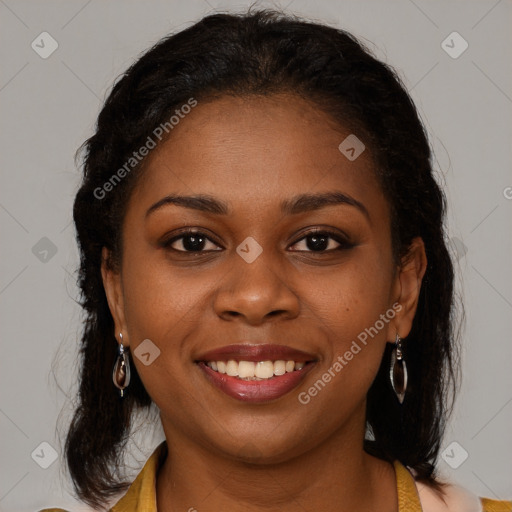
[{"left": 128, "top": 94, "right": 387, "bottom": 223}]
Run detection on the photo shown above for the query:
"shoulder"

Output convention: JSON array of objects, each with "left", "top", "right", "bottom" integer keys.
[
  {"left": 37, "top": 442, "right": 167, "bottom": 512},
  {"left": 38, "top": 509, "right": 71, "bottom": 512},
  {"left": 415, "top": 478, "right": 512, "bottom": 512},
  {"left": 480, "top": 497, "right": 512, "bottom": 512}
]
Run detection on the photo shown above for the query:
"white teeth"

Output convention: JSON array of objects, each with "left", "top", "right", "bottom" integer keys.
[
  {"left": 255, "top": 361, "right": 274, "bottom": 379},
  {"left": 205, "top": 359, "right": 308, "bottom": 379},
  {"left": 226, "top": 360, "right": 239, "bottom": 377},
  {"left": 273, "top": 360, "right": 286, "bottom": 376},
  {"left": 238, "top": 361, "right": 255, "bottom": 378}
]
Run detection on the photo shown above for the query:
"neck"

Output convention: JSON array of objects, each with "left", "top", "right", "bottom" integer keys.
[{"left": 156, "top": 406, "right": 397, "bottom": 512}]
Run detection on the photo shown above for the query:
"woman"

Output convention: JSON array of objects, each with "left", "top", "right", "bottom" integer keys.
[{"left": 42, "top": 9, "right": 511, "bottom": 512}]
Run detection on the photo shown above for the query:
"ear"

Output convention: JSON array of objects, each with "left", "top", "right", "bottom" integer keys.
[
  {"left": 386, "top": 237, "right": 428, "bottom": 341},
  {"left": 101, "top": 246, "right": 129, "bottom": 347}
]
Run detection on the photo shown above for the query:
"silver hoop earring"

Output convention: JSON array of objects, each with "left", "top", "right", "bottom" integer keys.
[
  {"left": 113, "top": 333, "right": 131, "bottom": 397},
  {"left": 390, "top": 333, "right": 407, "bottom": 404}
]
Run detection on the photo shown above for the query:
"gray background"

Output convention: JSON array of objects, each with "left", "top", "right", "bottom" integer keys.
[{"left": 0, "top": 0, "right": 511, "bottom": 510}]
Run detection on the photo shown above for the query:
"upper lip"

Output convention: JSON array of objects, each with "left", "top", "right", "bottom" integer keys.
[{"left": 196, "top": 344, "right": 316, "bottom": 363}]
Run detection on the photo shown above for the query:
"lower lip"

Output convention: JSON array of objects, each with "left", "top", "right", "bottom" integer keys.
[{"left": 197, "top": 361, "right": 315, "bottom": 403}]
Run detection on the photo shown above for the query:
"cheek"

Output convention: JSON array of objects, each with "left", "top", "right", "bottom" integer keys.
[
  {"left": 120, "top": 259, "right": 206, "bottom": 413},
  {"left": 298, "top": 273, "right": 394, "bottom": 416},
  {"left": 117, "top": 254, "right": 207, "bottom": 395},
  {"left": 300, "top": 251, "right": 394, "bottom": 398},
  {"left": 121, "top": 254, "right": 211, "bottom": 341},
  {"left": 301, "top": 245, "right": 394, "bottom": 336}
]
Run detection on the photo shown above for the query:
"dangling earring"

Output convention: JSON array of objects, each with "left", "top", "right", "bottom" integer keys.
[
  {"left": 112, "top": 333, "right": 131, "bottom": 397},
  {"left": 390, "top": 333, "right": 407, "bottom": 404}
]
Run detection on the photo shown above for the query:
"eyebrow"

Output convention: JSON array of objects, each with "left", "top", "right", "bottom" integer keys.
[{"left": 145, "top": 191, "right": 370, "bottom": 220}]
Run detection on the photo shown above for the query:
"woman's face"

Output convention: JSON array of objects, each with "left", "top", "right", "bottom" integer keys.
[{"left": 103, "top": 94, "right": 425, "bottom": 462}]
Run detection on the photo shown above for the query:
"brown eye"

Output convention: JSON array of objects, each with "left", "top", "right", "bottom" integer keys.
[
  {"left": 289, "top": 230, "right": 353, "bottom": 253},
  {"left": 163, "top": 230, "right": 222, "bottom": 252}
]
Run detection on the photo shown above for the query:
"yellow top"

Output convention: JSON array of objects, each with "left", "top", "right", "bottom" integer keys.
[{"left": 40, "top": 442, "right": 512, "bottom": 512}]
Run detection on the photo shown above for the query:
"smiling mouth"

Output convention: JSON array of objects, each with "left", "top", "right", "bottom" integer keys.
[
  {"left": 196, "top": 357, "right": 316, "bottom": 402},
  {"left": 202, "top": 359, "right": 309, "bottom": 380},
  {"left": 195, "top": 343, "right": 317, "bottom": 401}
]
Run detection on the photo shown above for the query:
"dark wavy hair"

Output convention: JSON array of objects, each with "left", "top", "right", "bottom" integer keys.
[{"left": 67, "top": 8, "right": 460, "bottom": 509}]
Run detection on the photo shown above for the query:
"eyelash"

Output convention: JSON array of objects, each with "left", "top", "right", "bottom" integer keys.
[{"left": 161, "top": 228, "right": 353, "bottom": 254}]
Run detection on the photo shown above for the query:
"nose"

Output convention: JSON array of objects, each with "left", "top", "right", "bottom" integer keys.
[{"left": 213, "top": 251, "right": 301, "bottom": 325}]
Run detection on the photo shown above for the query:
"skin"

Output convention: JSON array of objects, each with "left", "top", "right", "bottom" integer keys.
[{"left": 102, "top": 93, "right": 427, "bottom": 512}]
